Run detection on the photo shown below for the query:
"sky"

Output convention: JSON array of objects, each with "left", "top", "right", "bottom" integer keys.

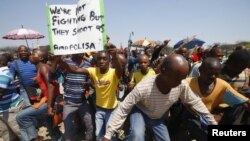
[{"left": 1, "top": 0, "right": 250, "bottom": 48}]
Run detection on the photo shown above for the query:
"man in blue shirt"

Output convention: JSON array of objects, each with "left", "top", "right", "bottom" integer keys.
[{"left": 9, "top": 45, "right": 37, "bottom": 106}]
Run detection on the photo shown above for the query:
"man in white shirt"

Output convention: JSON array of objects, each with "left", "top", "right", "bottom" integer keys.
[{"left": 103, "top": 54, "right": 217, "bottom": 141}]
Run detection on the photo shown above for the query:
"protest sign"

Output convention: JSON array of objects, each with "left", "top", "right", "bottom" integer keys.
[{"left": 46, "top": 0, "right": 106, "bottom": 55}]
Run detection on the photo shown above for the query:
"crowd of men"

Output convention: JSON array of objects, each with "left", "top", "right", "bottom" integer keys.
[{"left": 1, "top": 41, "right": 250, "bottom": 141}]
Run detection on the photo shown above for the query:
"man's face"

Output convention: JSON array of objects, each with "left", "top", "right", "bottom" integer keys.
[
  {"left": 179, "top": 48, "right": 188, "bottom": 58},
  {"left": 214, "top": 49, "right": 224, "bottom": 62},
  {"left": 18, "top": 46, "right": 29, "bottom": 60},
  {"left": 97, "top": 52, "right": 109, "bottom": 70},
  {"left": 200, "top": 64, "right": 221, "bottom": 84},
  {"left": 138, "top": 56, "right": 149, "bottom": 72},
  {"left": 29, "top": 50, "right": 40, "bottom": 64}
]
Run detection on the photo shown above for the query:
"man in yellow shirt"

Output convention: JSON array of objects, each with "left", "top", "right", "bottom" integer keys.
[
  {"left": 185, "top": 57, "right": 250, "bottom": 141},
  {"left": 128, "top": 54, "right": 155, "bottom": 91},
  {"left": 57, "top": 43, "right": 125, "bottom": 140}
]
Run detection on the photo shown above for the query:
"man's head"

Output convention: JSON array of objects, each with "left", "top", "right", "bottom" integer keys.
[
  {"left": 0, "top": 53, "right": 12, "bottom": 67},
  {"left": 209, "top": 46, "right": 224, "bottom": 62},
  {"left": 29, "top": 48, "right": 47, "bottom": 64},
  {"left": 199, "top": 57, "right": 222, "bottom": 85},
  {"left": 159, "top": 54, "right": 189, "bottom": 88},
  {"left": 39, "top": 45, "right": 50, "bottom": 62},
  {"left": 18, "top": 45, "right": 30, "bottom": 61},
  {"left": 224, "top": 49, "right": 250, "bottom": 78},
  {"left": 131, "top": 50, "right": 138, "bottom": 57},
  {"left": 96, "top": 51, "right": 110, "bottom": 71},
  {"left": 176, "top": 47, "right": 188, "bottom": 59},
  {"left": 138, "top": 55, "right": 150, "bottom": 73}
]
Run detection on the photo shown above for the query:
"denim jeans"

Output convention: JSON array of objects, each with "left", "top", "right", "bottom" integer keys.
[
  {"left": 16, "top": 103, "right": 62, "bottom": 141},
  {"left": 95, "top": 107, "right": 117, "bottom": 141},
  {"left": 63, "top": 98, "right": 94, "bottom": 141},
  {"left": 19, "top": 86, "right": 31, "bottom": 107},
  {"left": 126, "top": 107, "right": 170, "bottom": 141}
]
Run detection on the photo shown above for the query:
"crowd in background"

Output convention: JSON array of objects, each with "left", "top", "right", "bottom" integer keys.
[{"left": 1, "top": 39, "right": 250, "bottom": 141}]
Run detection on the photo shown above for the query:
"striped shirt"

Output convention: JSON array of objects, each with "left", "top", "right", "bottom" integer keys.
[
  {"left": 105, "top": 75, "right": 217, "bottom": 139},
  {"left": 0, "top": 67, "right": 23, "bottom": 113},
  {"left": 219, "top": 70, "right": 249, "bottom": 91},
  {"left": 63, "top": 59, "right": 91, "bottom": 99},
  {"left": 9, "top": 59, "right": 37, "bottom": 87}
]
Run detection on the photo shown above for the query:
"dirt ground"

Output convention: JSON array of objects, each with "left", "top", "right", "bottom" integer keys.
[{"left": 38, "top": 123, "right": 64, "bottom": 141}]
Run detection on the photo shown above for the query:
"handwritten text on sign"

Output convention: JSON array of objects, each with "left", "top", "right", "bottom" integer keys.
[{"left": 47, "top": 0, "right": 106, "bottom": 55}]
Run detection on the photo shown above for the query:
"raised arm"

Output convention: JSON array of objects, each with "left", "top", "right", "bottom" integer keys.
[
  {"left": 128, "top": 73, "right": 136, "bottom": 91},
  {"left": 106, "top": 43, "right": 126, "bottom": 78},
  {"left": 48, "top": 54, "right": 59, "bottom": 73},
  {"left": 53, "top": 55, "right": 90, "bottom": 75}
]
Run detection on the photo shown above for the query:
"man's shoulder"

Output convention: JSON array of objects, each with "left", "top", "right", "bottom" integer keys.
[
  {"left": 86, "top": 67, "right": 95, "bottom": 72},
  {"left": 9, "top": 60, "right": 19, "bottom": 67},
  {"left": 0, "top": 66, "right": 9, "bottom": 71},
  {"left": 0, "top": 67, "right": 12, "bottom": 89},
  {"left": 186, "top": 77, "right": 198, "bottom": 82},
  {"left": 178, "top": 79, "right": 190, "bottom": 88},
  {"left": 148, "top": 69, "right": 156, "bottom": 75},
  {"left": 169, "top": 80, "right": 191, "bottom": 95},
  {"left": 215, "top": 78, "right": 230, "bottom": 86}
]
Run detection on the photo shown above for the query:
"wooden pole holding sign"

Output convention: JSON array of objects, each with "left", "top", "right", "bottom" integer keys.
[{"left": 46, "top": 0, "right": 106, "bottom": 55}]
